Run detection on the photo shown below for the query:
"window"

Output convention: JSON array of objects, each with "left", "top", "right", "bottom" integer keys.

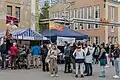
[
  {"left": 79, "top": 23, "right": 84, "bottom": 30},
  {"left": 80, "top": 8, "right": 85, "bottom": 19},
  {"left": 60, "top": 11, "right": 62, "bottom": 18},
  {"left": 88, "top": 37, "right": 92, "bottom": 44},
  {"left": 94, "top": 37, "right": 100, "bottom": 44},
  {"left": 52, "top": 12, "right": 54, "bottom": 18},
  {"left": 74, "top": 8, "right": 78, "bottom": 18},
  {"left": 111, "top": 26, "right": 114, "bottom": 32},
  {"left": 74, "top": 23, "right": 78, "bottom": 30},
  {"left": 7, "top": 6, "right": 12, "bottom": 16},
  {"left": 56, "top": 11, "right": 59, "bottom": 18},
  {"left": 110, "top": 6, "right": 114, "bottom": 21},
  {"left": 94, "top": 5, "right": 100, "bottom": 19},
  {"left": 94, "top": 24, "right": 100, "bottom": 29},
  {"left": 66, "top": 11, "right": 69, "bottom": 19},
  {"left": 87, "top": 7, "right": 92, "bottom": 19},
  {"left": 53, "top": 12, "right": 56, "bottom": 18},
  {"left": 87, "top": 24, "right": 92, "bottom": 29},
  {"left": 15, "top": 7, "right": 20, "bottom": 22},
  {"left": 111, "top": 37, "right": 115, "bottom": 44},
  {"left": 62, "top": 10, "right": 64, "bottom": 18}
]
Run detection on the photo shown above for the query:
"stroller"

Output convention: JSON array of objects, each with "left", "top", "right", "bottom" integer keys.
[{"left": 16, "top": 49, "right": 28, "bottom": 69}]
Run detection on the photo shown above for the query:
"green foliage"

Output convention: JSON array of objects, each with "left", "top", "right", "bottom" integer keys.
[
  {"left": 39, "top": 1, "right": 49, "bottom": 31},
  {"left": 39, "top": 24, "right": 48, "bottom": 32},
  {"left": 40, "top": 2, "right": 49, "bottom": 19}
]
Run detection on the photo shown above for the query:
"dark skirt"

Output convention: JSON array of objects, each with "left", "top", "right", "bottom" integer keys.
[
  {"left": 75, "top": 59, "right": 85, "bottom": 63},
  {"left": 100, "top": 59, "right": 107, "bottom": 66}
]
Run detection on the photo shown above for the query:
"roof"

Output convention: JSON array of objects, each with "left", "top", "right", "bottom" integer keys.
[
  {"left": 0, "top": 28, "right": 48, "bottom": 40},
  {"left": 41, "top": 27, "right": 88, "bottom": 40}
]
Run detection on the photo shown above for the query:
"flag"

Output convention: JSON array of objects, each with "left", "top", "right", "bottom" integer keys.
[
  {"left": 49, "top": 21, "right": 64, "bottom": 31},
  {"left": 49, "top": 21, "right": 57, "bottom": 30},
  {"left": 56, "top": 23, "right": 64, "bottom": 31}
]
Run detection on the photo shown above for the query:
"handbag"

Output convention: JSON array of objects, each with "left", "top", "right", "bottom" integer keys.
[
  {"left": 45, "top": 56, "right": 50, "bottom": 63},
  {"left": 45, "top": 49, "right": 52, "bottom": 63}
]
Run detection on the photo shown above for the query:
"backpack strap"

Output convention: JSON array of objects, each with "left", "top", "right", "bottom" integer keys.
[{"left": 83, "top": 51, "right": 85, "bottom": 58}]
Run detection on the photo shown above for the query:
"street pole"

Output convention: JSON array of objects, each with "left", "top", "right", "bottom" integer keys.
[
  {"left": 105, "top": 2, "right": 109, "bottom": 44},
  {"left": 118, "top": 5, "right": 120, "bottom": 43}
]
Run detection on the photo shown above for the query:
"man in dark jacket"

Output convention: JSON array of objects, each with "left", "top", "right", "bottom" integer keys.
[
  {"left": 41, "top": 44, "right": 49, "bottom": 72},
  {"left": 64, "top": 43, "right": 71, "bottom": 73},
  {"left": 0, "top": 41, "right": 7, "bottom": 69}
]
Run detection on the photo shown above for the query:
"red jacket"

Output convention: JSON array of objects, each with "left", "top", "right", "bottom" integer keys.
[{"left": 10, "top": 46, "right": 18, "bottom": 56}]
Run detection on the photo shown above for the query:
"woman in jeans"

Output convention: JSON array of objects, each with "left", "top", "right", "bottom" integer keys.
[
  {"left": 85, "top": 45, "right": 93, "bottom": 76},
  {"left": 98, "top": 43, "right": 106, "bottom": 77},
  {"left": 113, "top": 43, "right": 120, "bottom": 79},
  {"left": 73, "top": 45, "right": 85, "bottom": 78},
  {"left": 46, "top": 44, "right": 60, "bottom": 77}
]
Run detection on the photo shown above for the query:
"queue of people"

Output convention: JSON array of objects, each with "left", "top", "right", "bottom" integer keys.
[
  {"left": 0, "top": 40, "right": 120, "bottom": 79},
  {"left": 0, "top": 41, "right": 41, "bottom": 70}
]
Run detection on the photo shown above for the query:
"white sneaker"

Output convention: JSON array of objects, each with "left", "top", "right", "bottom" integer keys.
[
  {"left": 51, "top": 74, "right": 54, "bottom": 77},
  {"left": 113, "top": 75, "right": 120, "bottom": 79},
  {"left": 55, "top": 74, "right": 58, "bottom": 77}
]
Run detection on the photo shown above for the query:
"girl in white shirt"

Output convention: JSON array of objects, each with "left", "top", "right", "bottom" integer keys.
[{"left": 73, "top": 46, "right": 85, "bottom": 78}]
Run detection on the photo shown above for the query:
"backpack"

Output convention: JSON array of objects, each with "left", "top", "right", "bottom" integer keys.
[{"left": 86, "top": 48, "right": 90, "bottom": 56}]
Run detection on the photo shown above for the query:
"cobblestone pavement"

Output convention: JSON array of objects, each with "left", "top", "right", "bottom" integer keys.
[{"left": 0, "top": 64, "right": 119, "bottom": 80}]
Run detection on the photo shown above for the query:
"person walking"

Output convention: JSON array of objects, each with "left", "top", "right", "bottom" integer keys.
[
  {"left": 64, "top": 43, "right": 71, "bottom": 73},
  {"left": 41, "top": 44, "right": 49, "bottom": 72},
  {"left": 10, "top": 43, "right": 18, "bottom": 69},
  {"left": 0, "top": 41, "right": 7, "bottom": 69},
  {"left": 85, "top": 45, "right": 93, "bottom": 76},
  {"left": 46, "top": 43, "right": 60, "bottom": 77},
  {"left": 113, "top": 43, "right": 120, "bottom": 79},
  {"left": 73, "top": 45, "right": 85, "bottom": 78},
  {"left": 98, "top": 43, "right": 107, "bottom": 77},
  {"left": 32, "top": 44, "right": 41, "bottom": 68}
]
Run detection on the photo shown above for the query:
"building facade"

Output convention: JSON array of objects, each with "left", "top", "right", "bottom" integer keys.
[
  {"left": 50, "top": 0, "right": 120, "bottom": 44},
  {"left": 0, "top": 0, "right": 31, "bottom": 31}
]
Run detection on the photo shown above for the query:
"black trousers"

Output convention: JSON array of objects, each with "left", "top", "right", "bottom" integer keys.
[
  {"left": 64, "top": 57, "right": 71, "bottom": 72},
  {"left": 42, "top": 59, "right": 49, "bottom": 71},
  {"left": 86, "top": 63, "right": 92, "bottom": 75}
]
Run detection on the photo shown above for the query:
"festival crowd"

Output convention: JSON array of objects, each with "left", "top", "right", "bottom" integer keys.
[{"left": 0, "top": 40, "right": 120, "bottom": 79}]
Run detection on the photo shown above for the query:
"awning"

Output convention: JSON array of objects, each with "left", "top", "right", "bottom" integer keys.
[
  {"left": 0, "top": 28, "right": 47, "bottom": 40},
  {"left": 41, "top": 27, "right": 88, "bottom": 40},
  {"left": 12, "top": 28, "right": 47, "bottom": 40}
]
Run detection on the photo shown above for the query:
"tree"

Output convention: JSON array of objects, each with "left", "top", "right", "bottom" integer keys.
[{"left": 39, "top": 1, "right": 49, "bottom": 31}]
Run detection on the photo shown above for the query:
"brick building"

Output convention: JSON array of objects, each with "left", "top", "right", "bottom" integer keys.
[
  {"left": 0, "top": 0, "right": 31, "bottom": 32},
  {"left": 49, "top": 0, "right": 120, "bottom": 44}
]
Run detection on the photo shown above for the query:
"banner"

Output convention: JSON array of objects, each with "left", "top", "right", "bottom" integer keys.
[{"left": 57, "top": 37, "right": 75, "bottom": 46}]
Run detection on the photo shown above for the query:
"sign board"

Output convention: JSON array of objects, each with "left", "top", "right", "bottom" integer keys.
[
  {"left": 57, "top": 37, "right": 75, "bottom": 46},
  {"left": 23, "top": 36, "right": 34, "bottom": 40},
  {"left": 18, "top": 36, "right": 23, "bottom": 39}
]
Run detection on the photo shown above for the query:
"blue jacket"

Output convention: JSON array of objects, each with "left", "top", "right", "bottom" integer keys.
[{"left": 32, "top": 45, "right": 40, "bottom": 55}]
